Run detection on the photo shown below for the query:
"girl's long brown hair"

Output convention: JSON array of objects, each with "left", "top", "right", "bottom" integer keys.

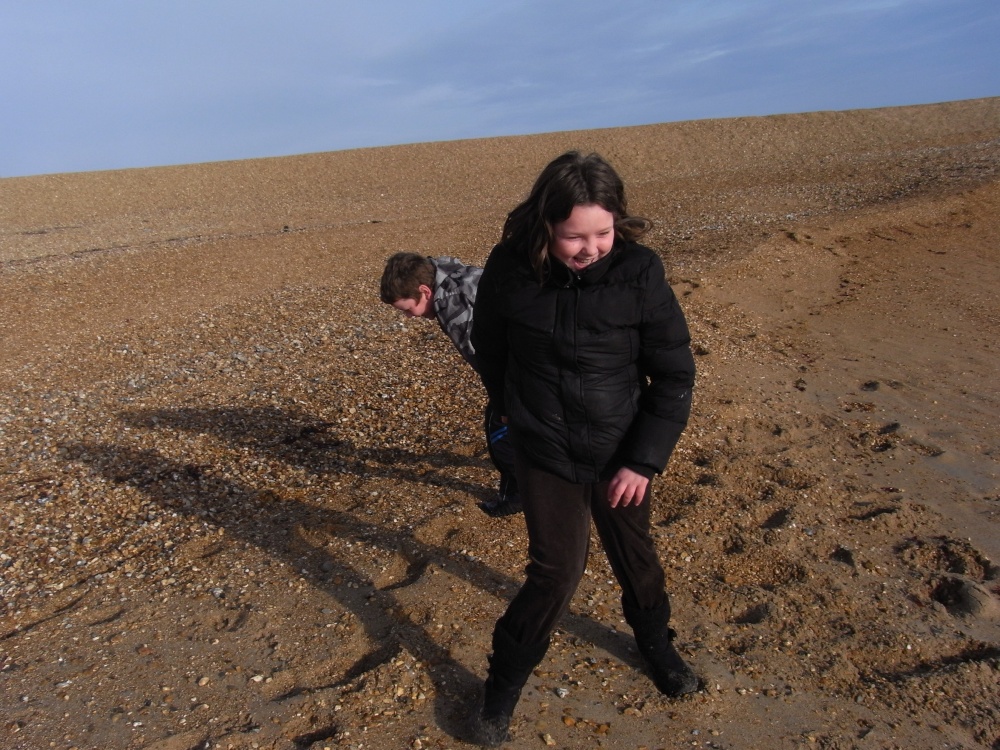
[{"left": 501, "top": 151, "right": 651, "bottom": 279}]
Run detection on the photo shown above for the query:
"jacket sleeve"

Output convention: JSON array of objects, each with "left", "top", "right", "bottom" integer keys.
[
  {"left": 470, "top": 246, "right": 509, "bottom": 414},
  {"left": 433, "top": 259, "right": 482, "bottom": 370},
  {"left": 437, "top": 287, "right": 480, "bottom": 371},
  {"left": 620, "top": 253, "right": 695, "bottom": 474}
]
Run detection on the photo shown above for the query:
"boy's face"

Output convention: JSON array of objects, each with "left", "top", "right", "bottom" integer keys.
[{"left": 391, "top": 284, "right": 435, "bottom": 319}]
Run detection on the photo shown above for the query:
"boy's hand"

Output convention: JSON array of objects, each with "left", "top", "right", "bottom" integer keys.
[{"left": 608, "top": 467, "right": 648, "bottom": 508}]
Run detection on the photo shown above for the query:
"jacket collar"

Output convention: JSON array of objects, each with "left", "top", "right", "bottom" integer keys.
[{"left": 546, "top": 243, "right": 621, "bottom": 288}]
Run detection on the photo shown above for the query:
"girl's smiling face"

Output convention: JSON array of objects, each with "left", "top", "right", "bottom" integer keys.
[{"left": 550, "top": 203, "right": 616, "bottom": 272}]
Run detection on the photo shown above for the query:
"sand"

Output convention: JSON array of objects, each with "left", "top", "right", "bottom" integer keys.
[{"left": 1, "top": 97, "right": 998, "bottom": 750}]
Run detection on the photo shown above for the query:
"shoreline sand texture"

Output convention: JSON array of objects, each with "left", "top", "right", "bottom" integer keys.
[{"left": 2, "top": 98, "right": 999, "bottom": 749}]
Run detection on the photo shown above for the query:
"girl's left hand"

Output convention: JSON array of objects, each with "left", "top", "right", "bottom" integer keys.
[{"left": 608, "top": 467, "right": 649, "bottom": 508}]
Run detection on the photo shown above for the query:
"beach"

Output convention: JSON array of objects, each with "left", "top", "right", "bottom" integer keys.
[{"left": 1, "top": 97, "right": 999, "bottom": 749}]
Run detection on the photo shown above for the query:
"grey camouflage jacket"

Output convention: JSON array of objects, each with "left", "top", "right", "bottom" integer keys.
[{"left": 430, "top": 256, "right": 482, "bottom": 372}]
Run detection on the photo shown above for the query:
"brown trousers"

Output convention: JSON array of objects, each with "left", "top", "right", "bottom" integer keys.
[{"left": 497, "top": 449, "right": 670, "bottom": 645}]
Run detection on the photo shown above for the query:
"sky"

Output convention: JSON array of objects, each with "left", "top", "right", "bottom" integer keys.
[{"left": 2, "top": 0, "right": 998, "bottom": 178}]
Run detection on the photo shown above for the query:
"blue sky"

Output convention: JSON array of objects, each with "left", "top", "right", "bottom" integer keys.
[{"left": 2, "top": 0, "right": 997, "bottom": 178}]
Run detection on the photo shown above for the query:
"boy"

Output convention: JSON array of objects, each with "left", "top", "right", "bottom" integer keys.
[{"left": 379, "top": 252, "right": 520, "bottom": 517}]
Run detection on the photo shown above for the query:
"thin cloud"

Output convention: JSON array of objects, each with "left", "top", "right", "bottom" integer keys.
[{"left": 0, "top": 0, "right": 996, "bottom": 177}]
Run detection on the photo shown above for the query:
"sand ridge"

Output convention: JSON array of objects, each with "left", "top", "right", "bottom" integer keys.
[{"left": 1, "top": 98, "right": 999, "bottom": 749}]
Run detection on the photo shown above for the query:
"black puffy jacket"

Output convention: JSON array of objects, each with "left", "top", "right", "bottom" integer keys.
[{"left": 471, "top": 240, "right": 695, "bottom": 484}]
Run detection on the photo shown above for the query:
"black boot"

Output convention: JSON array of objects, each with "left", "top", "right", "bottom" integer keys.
[
  {"left": 470, "top": 623, "right": 549, "bottom": 747},
  {"left": 624, "top": 599, "right": 699, "bottom": 697}
]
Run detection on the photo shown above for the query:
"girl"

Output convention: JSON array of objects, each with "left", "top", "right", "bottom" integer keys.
[{"left": 469, "top": 151, "right": 698, "bottom": 746}]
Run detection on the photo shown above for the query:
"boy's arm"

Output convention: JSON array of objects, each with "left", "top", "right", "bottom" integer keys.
[
  {"left": 433, "top": 259, "right": 481, "bottom": 370},
  {"left": 436, "top": 292, "right": 478, "bottom": 370}
]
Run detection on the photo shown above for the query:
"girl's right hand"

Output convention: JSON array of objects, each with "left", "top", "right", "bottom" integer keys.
[{"left": 607, "top": 467, "right": 648, "bottom": 508}]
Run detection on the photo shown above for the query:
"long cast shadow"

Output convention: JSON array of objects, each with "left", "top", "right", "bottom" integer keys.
[
  {"left": 121, "top": 405, "right": 492, "bottom": 500},
  {"left": 68, "top": 428, "right": 638, "bottom": 742},
  {"left": 117, "top": 406, "right": 639, "bottom": 660},
  {"left": 68, "top": 439, "right": 490, "bottom": 740}
]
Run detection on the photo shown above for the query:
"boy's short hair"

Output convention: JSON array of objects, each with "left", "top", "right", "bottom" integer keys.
[{"left": 380, "top": 252, "right": 435, "bottom": 304}]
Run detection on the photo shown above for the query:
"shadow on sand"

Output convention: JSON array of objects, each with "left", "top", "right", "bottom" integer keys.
[{"left": 67, "top": 404, "right": 640, "bottom": 743}]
